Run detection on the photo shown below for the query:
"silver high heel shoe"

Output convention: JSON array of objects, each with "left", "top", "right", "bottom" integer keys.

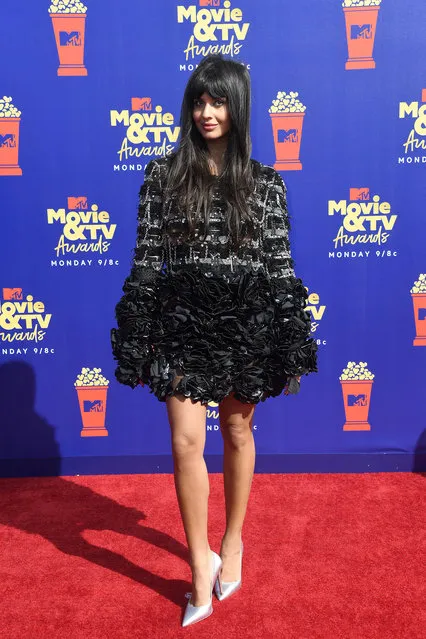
[
  {"left": 214, "top": 540, "right": 244, "bottom": 601},
  {"left": 182, "top": 550, "right": 222, "bottom": 627}
]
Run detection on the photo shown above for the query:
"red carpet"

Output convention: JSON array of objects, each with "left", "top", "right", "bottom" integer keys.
[{"left": 0, "top": 472, "right": 425, "bottom": 638}]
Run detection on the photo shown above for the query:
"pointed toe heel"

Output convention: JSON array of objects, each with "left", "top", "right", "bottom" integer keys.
[
  {"left": 182, "top": 550, "right": 222, "bottom": 627},
  {"left": 182, "top": 597, "right": 213, "bottom": 627},
  {"left": 214, "top": 540, "right": 244, "bottom": 602}
]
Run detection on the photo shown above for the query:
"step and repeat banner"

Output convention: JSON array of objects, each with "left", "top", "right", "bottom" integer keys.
[{"left": 1, "top": 0, "right": 425, "bottom": 475}]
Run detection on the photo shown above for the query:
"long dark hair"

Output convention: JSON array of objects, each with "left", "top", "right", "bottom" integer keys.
[{"left": 164, "top": 54, "right": 260, "bottom": 250}]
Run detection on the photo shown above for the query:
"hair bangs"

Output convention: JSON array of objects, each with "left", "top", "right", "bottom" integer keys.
[{"left": 188, "top": 71, "right": 229, "bottom": 103}]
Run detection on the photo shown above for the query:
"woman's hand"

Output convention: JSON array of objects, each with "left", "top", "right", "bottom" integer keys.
[
  {"left": 139, "top": 345, "right": 156, "bottom": 387},
  {"left": 283, "top": 376, "right": 301, "bottom": 395}
]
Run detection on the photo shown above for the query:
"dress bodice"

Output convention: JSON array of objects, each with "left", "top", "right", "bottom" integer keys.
[{"left": 131, "top": 154, "right": 295, "bottom": 283}]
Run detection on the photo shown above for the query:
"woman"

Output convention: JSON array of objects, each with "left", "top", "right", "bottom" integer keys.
[{"left": 111, "top": 54, "right": 318, "bottom": 627}]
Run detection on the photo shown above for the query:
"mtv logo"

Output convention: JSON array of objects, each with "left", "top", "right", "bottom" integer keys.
[
  {"left": 83, "top": 399, "right": 104, "bottom": 413},
  {"left": 278, "top": 129, "right": 298, "bottom": 143},
  {"left": 0, "top": 133, "right": 16, "bottom": 148},
  {"left": 131, "top": 97, "right": 152, "bottom": 111},
  {"left": 350, "top": 188, "right": 370, "bottom": 201},
  {"left": 3, "top": 288, "right": 22, "bottom": 300},
  {"left": 68, "top": 196, "right": 88, "bottom": 210},
  {"left": 348, "top": 394, "right": 368, "bottom": 407},
  {"left": 351, "top": 24, "right": 372, "bottom": 40},
  {"left": 199, "top": 0, "right": 220, "bottom": 5},
  {"left": 59, "top": 31, "right": 82, "bottom": 46},
  {"left": 417, "top": 308, "right": 426, "bottom": 321}
]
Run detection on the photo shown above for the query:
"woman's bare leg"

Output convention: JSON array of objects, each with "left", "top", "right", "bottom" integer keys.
[
  {"left": 218, "top": 391, "right": 256, "bottom": 581},
  {"left": 166, "top": 393, "right": 213, "bottom": 606}
]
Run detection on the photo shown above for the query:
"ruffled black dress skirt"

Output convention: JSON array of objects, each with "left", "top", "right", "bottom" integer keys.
[{"left": 110, "top": 263, "right": 318, "bottom": 406}]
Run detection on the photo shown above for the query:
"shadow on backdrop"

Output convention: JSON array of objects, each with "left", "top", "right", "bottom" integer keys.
[
  {"left": 413, "top": 428, "right": 426, "bottom": 475},
  {"left": 0, "top": 360, "right": 60, "bottom": 476}
]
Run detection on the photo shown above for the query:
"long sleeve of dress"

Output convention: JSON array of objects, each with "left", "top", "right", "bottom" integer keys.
[
  {"left": 262, "top": 169, "right": 318, "bottom": 383},
  {"left": 129, "top": 158, "right": 165, "bottom": 283},
  {"left": 110, "top": 158, "right": 166, "bottom": 388}
]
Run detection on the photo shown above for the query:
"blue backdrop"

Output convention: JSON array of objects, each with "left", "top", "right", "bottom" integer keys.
[{"left": 1, "top": 0, "right": 425, "bottom": 476}]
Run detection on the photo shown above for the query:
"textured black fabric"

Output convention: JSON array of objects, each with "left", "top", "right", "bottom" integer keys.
[{"left": 110, "top": 155, "right": 318, "bottom": 405}]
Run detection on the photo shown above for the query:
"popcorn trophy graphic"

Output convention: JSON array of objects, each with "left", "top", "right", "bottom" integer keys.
[
  {"left": 49, "top": 1, "right": 88, "bottom": 76},
  {"left": 75, "top": 367, "right": 109, "bottom": 437},
  {"left": 0, "top": 96, "right": 22, "bottom": 176},
  {"left": 340, "top": 361, "right": 374, "bottom": 431},
  {"left": 410, "top": 274, "right": 426, "bottom": 346},
  {"left": 269, "top": 91, "right": 306, "bottom": 171},
  {"left": 342, "top": 0, "right": 382, "bottom": 70}
]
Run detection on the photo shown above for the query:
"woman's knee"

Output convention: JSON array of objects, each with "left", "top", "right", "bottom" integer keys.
[
  {"left": 166, "top": 395, "right": 207, "bottom": 459},
  {"left": 219, "top": 392, "right": 255, "bottom": 448},
  {"left": 171, "top": 430, "right": 204, "bottom": 459},
  {"left": 220, "top": 420, "right": 253, "bottom": 448}
]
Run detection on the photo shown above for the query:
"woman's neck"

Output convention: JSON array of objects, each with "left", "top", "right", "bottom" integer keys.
[{"left": 206, "top": 138, "right": 227, "bottom": 175}]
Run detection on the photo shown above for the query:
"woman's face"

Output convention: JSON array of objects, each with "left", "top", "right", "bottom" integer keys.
[{"left": 192, "top": 92, "right": 231, "bottom": 141}]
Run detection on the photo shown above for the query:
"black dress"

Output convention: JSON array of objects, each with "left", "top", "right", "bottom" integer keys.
[{"left": 110, "top": 154, "right": 318, "bottom": 405}]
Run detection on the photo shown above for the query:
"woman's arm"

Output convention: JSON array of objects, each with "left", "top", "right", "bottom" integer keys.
[
  {"left": 127, "top": 158, "right": 166, "bottom": 285},
  {"left": 261, "top": 168, "right": 318, "bottom": 389},
  {"left": 262, "top": 168, "right": 295, "bottom": 281},
  {"left": 111, "top": 158, "right": 166, "bottom": 389}
]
